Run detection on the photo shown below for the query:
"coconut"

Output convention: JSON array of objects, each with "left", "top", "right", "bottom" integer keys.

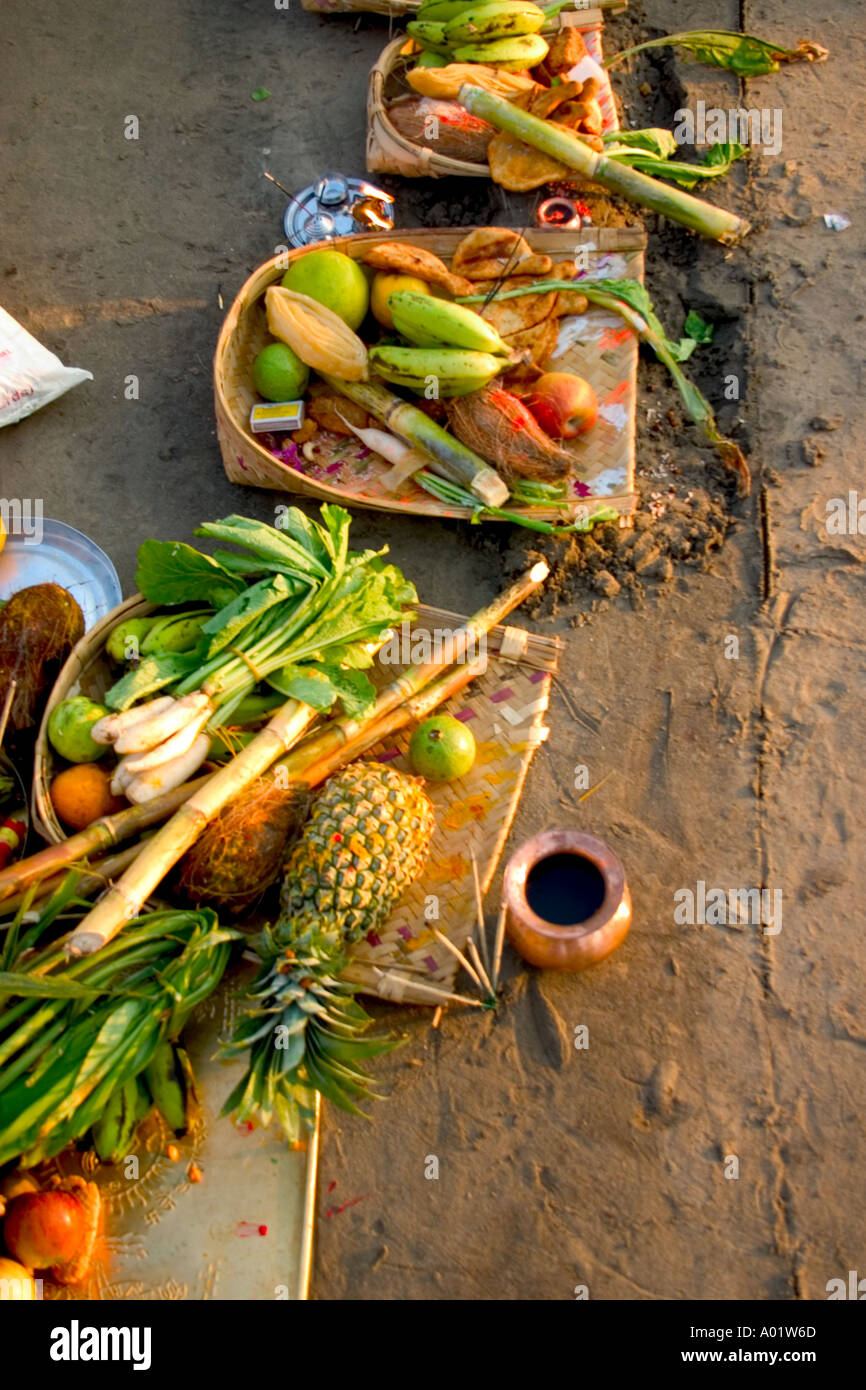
[{"left": 174, "top": 775, "right": 310, "bottom": 914}]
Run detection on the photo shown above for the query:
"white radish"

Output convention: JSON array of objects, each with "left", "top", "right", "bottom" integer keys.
[
  {"left": 114, "top": 692, "right": 210, "bottom": 754},
  {"left": 122, "top": 705, "right": 212, "bottom": 775},
  {"left": 335, "top": 411, "right": 430, "bottom": 487},
  {"left": 91, "top": 696, "right": 174, "bottom": 746},
  {"left": 110, "top": 758, "right": 139, "bottom": 796},
  {"left": 123, "top": 733, "right": 211, "bottom": 804}
]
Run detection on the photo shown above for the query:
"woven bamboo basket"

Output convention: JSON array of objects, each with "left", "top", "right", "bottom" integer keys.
[
  {"left": 32, "top": 594, "right": 561, "bottom": 1003},
  {"left": 214, "top": 225, "right": 645, "bottom": 523},
  {"left": 301, "top": 0, "right": 627, "bottom": 15},
  {"left": 367, "top": 12, "right": 619, "bottom": 180}
]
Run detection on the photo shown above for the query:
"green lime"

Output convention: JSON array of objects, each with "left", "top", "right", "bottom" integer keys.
[
  {"left": 409, "top": 715, "right": 476, "bottom": 781},
  {"left": 252, "top": 341, "right": 310, "bottom": 402},
  {"left": 48, "top": 697, "right": 111, "bottom": 763},
  {"left": 281, "top": 249, "right": 370, "bottom": 330}
]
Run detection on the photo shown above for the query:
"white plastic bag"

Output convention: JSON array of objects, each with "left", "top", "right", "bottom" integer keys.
[{"left": 0, "top": 305, "right": 92, "bottom": 427}]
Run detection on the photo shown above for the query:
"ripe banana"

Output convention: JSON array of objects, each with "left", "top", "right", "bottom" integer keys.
[
  {"left": 417, "top": 0, "right": 476, "bottom": 20},
  {"left": 91, "top": 1077, "right": 140, "bottom": 1164},
  {"left": 452, "top": 33, "right": 549, "bottom": 68},
  {"left": 445, "top": 1, "right": 545, "bottom": 45},
  {"left": 369, "top": 345, "right": 504, "bottom": 397},
  {"left": 144, "top": 1041, "right": 190, "bottom": 1136},
  {"left": 389, "top": 290, "right": 508, "bottom": 356}
]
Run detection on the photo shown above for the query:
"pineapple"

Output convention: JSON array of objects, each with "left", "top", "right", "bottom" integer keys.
[
  {"left": 279, "top": 762, "right": 435, "bottom": 943},
  {"left": 223, "top": 762, "right": 435, "bottom": 1138}
]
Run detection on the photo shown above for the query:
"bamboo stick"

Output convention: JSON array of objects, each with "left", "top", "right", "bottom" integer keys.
[
  {"left": 466, "top": 937, "right": 494, "bottom": 999},
  {"left": 457, "top": 84, "right": 751, "bottom": 245},
  {"left": 319, "top": 375, "right": 510, "bottom": 508},
  {"left": 65, "top": 563, "right": 549, "bottom": 959}
]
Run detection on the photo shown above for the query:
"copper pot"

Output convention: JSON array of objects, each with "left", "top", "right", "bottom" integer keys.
[{"left": 503, "top": 829, "right": 631, "bottom": 971}]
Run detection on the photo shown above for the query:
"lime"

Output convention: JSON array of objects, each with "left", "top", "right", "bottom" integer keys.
[
  {"left": 48, "top": 697, "right": 111, "bottom": 764},
  {"left": 282, "top": 249, "right": 370, "bottom": 330},
  {"left": 253, "top": 341, "right": 310, "bottom": 402},
  {"left": 409, "top": 715, "right": 476, "bottom": 781}
]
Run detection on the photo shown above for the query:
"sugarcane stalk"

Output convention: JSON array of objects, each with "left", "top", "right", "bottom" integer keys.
[
  {"left": 0, "top": 845, "right": 143, "bottom": 919},
  {"left": 64, "top": 702, "right": 319, "bottom": 958},
  {"left": 457, "top": 84, "right": 750, "bottom": 245},
  {"left": 318, "top": 374, "right": 510, "bottom": 508},
  {"left": 0, "top": 773, "right": 211, "bottom": 907},
  {"left": 64, "top": 563, "right": 548, "bottom": 959}
]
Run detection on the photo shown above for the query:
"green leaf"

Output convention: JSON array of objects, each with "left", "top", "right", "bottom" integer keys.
[
  {"left": 251, "top": 87, "right": 271, "bottom": 101},
  {"left": 194, "top": 515, "right": 331, "bottom": 581},
  {"left": 606, "top": 30, "right": 828, "bottom": 78},
  {"left": 200, "top": 574, "right": 301, "bottom": 657},
  {"left": 604, "top": 127, "right": 678, "bottom": 159},
  {"left": 265, "top": 665, "right": 340, "bottom": 712},
  {"left": 683, "top": 310, "right": 714, "bottom": 344},
  {"left": 135, "top": 539, "right": 245, "bottom": 608},
  {"left": 104, "top": 650, "right": 203, "bottom": 710}
]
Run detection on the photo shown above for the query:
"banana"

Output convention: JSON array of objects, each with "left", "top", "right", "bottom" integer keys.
[
  {"left": 445, "top": 1, "right": 545, "bottom": 45},
  {"left": 417, "top": 0, "right": 476, "bottom": 19},
  {"left": 91, "top": 1077, "right": 140, "bottom": 1164},
  {"left": 134, "top": 1075, "right": 152, "bottom": 1127},
  {"left": 452, "top": 33, "right": 549, "bottom": 68},
  {"left": 144, "top": 1041, "right": 189, "bottom": 1135},
  {"left": 369, "top": 345, "right": 504, "bottom": 398},
  {"left": 415, "top": 50, "right": 449, "bottom": 68},
  {"left": 406, "top": 19, "right": 450, "bottom": 47},
  {"left": 389, "top": 290, "right": 508, "bottom": 356}
]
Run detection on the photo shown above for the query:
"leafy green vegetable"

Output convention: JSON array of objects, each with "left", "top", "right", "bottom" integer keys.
[
  {"left": 605, "top": 31, "right": 828, "bottom": 78},
  {"left": 115, "top": 506, "right": 417, "bottom": 726},
  {"left": 604, "top": 136, "right": 747, "bottom": 190},
  {"left": 136, "top": 539, "right": 245, "bottom": 609}
]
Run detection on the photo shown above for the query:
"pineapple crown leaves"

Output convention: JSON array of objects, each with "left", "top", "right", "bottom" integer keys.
[{"left": 220, "top": 923, "right": 401, "bottom": 1134}]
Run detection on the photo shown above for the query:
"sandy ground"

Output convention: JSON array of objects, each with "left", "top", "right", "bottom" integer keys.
[{"left": 2, "top": 0, "right": 864, "bottom": 1301}]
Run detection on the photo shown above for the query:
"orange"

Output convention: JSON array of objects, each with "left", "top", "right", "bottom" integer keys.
[{"left": 50, "top": 764, "right": 125, "bottom": 830}]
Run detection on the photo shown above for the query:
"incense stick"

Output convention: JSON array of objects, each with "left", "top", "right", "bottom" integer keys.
[
  {"left": 432, "top": 927, "right": 484, "bottom": 990},
  {"left": 491, "top": 898, "right": 508, "bottom": 992},
  {"left": 470, "top": 848, "right": 491, "bottom": 978},
  {"left": 466, "top": 937, "right": 494, "bottom": 1000}
]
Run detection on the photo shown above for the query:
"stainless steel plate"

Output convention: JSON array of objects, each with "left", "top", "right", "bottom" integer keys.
[{"left": 0, "top": 519, "right": 122, "bottom": 630}]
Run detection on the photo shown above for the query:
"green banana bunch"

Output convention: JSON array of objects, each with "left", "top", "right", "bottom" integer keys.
[
  {"left": 91, "top": 1076, "right": 150, "bottom": 1164},
  {"left": 144, "top": 1040, "right": 196, "bottom": 1136},
  {"left": 416, "top": 0, "right": 476, "bottom": 20},
  {"left": 452, "top": 32, "right": 550, "bottom": 67},
  {"left": 388, "top": 290, "right": 509, "bottom": 356},
  {"left": 369, "top": 345, "right": 504, "bottom": 397},
  {"left": 444, "top": 1, "right": 546, "bottom": 44}
]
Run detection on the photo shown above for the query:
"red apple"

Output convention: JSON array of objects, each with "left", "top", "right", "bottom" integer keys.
[
  {"left": 524, "top": 373, "right": 598, "bottom": 439},
  {"left": 3, "top": 1190, "right": 87, "bottom": 1271}
]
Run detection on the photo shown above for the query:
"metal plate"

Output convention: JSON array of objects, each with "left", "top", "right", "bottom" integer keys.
[
  {"left": 283, "top": 176, "right": 394, "bottom": 248},
  {"left": 0, "top": 519, "right": 122, "bottom": 630}
]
